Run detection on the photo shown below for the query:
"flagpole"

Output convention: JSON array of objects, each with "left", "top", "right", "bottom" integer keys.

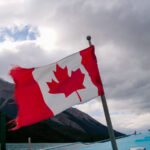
[
  {"left": 0, "top": 112, "right": 6, "bottom": 150},
  {"left": 86, "top": 36, "right": 118, "bottom": 150},
  {"left": 100, "top": 95, "right": 118, "bottom": 150}
]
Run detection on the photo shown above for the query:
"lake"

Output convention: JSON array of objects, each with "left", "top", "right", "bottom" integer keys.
[{"left": 4, "top": 131, "right": 150, "bottom": 150}]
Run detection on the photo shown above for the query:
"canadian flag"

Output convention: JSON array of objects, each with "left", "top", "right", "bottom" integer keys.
[{"left": 9, "top": 45, "right": 104, "bottom": 130}]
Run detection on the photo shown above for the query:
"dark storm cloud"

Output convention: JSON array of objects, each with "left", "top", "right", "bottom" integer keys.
[{"left": 38, "top": 0, "right": 150, "bottom": 51}]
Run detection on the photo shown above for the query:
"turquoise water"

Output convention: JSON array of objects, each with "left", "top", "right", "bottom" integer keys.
[
  {"left": 4, "top": 132, "right": 150, "bottom": 150},
  {"left": 76, "top": 132, "right": 150, "bottom": 150},
  {"left": 42, "top": 132, "right": 150, "bottom": 150},
  {"left": 6, "top": 143, "right": 63, "bottom": 150}
]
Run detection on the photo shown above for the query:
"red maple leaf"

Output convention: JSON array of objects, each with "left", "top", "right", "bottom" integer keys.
[{"left": 47, "top": 64, "right": 85, "bottom": 102}]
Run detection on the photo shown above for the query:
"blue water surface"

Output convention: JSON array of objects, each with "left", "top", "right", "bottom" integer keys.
[
  {"left": 76, "top": 132, "right": 150, "bottom": 150},
  {"left": 42, "top": 132, "right": 150, "bottom": 150}
]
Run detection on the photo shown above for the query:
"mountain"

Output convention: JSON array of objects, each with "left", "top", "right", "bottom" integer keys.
[
  {"left": 0, "top": 79, "right": 17, "bottom": 118},
  {"left": 0, "top": 78, "right": 14, "bottom": 99},
  {"left": 0, "top": 79, "right": 124, "bottom": 142}
]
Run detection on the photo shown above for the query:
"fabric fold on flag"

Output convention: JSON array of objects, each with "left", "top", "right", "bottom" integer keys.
[{"left": 9, "top": 45, "right": 104, "bottom": 130}]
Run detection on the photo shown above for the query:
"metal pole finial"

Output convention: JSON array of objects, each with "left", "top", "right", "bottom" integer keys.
[{"left": 86, "top": 35, "right": 92, "bottom": 47}]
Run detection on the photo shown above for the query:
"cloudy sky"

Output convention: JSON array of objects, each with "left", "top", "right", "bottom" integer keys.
[{"left": 0, "top": 0, "right": 150, "bottom": 134}]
